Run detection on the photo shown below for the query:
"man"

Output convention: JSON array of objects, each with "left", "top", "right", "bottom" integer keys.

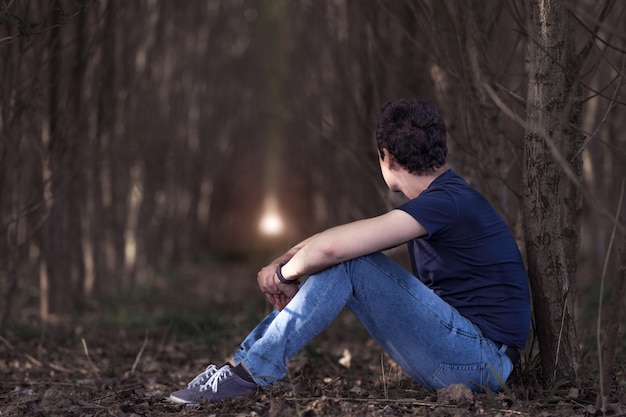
[{"left": 169, "top": 98, "right": 531, "bottom": 404}]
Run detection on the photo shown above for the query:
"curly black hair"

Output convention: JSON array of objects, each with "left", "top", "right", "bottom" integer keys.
[{"left": 375, "top": 98, "right": 447, "bottom": 175}]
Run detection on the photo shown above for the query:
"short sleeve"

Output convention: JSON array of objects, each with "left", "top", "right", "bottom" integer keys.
[{"left": 396, "top": 189, "right": 457, "bottom": 239}]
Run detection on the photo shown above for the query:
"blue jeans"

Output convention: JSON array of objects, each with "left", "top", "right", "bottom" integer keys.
[{"left": 233, "top": 252, "right": 513, "bottom": 392}]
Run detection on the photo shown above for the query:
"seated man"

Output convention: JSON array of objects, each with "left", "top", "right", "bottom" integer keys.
[{"left": 170, "top": 97, "right": 531, "bottom": 404}]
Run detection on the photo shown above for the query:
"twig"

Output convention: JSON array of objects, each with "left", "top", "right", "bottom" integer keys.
[
  {"left": 24, "top": 353, "right": 43, "bottom": 368},
  {"left": 48, "top": 362, "right": 74, "bottom": 374},
  {"left": 285, "top": 396, "right": 437, "bottom": 406},
  {"left": 75, "top": 400, "right": 107, "bottom": 410},
  {"left": 571, "top": 55, "right": 625, "bottom": 161},
  {"left": 0, "top": 335, "right": 14, "bottom": 350},
  {"left": 150, "top": 323, "right": 171, "bottom": 364},
  {"left": 0, "top": 1, "right": 99, "bottom": 47},
  {"left": 481, "top": 79, "right": 626, "bottom": 236},
  {"left": 130, "top": 332, "right": 149, "bottom": 375},
  {"left": 380, "top": 353, "right": 388, "bottom": 400},
  {"left": 553, "top": 297, "right": 568, "bottom": 381},
  {"left": 321, "top": 376, "right": 342, "bottom": 390},
  {"left": 81, "top": 338, "right": 100, "bottom": 376}
]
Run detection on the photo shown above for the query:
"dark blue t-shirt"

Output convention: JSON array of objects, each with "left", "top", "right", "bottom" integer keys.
[{"left": 396, "top": 169, "right": 530, "bottom": 349}]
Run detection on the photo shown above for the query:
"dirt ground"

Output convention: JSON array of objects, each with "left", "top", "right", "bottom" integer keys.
[{"left": 0, "top": 261, "right": 623, "bottom": 416}]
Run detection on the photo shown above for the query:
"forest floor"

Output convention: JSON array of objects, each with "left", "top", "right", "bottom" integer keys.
[{"left": 0, "top": 258, "right": 624, "bottom": 416}]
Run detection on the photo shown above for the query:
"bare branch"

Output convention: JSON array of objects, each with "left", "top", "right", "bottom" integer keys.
[
  {"left": 481, "top": 80, "right": 626, "bottom": 235},
  {"left": 572, "top": 55, "right": 625, "bottom": 161},
  {"left": 568, "top": 1, "right": 626, "bottom": 56},
  {"left": 0, "top": 1, "right": 98, "bottom": 47}
]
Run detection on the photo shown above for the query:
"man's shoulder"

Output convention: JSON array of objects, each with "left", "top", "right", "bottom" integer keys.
[{"left": 430, "top": 169, "right": 467, "bottom": 187}]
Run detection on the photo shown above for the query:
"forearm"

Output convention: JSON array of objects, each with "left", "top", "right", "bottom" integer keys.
[
  {"left": 270, "top": 233, "right": 320, "bottom": 265},
  {"left": 279, "top": 227, "right": 351, "bottom": 280},
  {"left": 278, "top": 211, "right": 426, "bottom": 281}
]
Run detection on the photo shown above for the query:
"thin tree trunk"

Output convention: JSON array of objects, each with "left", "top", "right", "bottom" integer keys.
[
  {"left": 0, "top": 170, "right": 19, "bottom": 330},
  {"left": 40, "top": 1, "right": 64, "bottom": 318},
  {"left": 96, "top": 0, "right": 119, "bottom": 293},
  {"left": 597, "top": 244, "right": 625, "bottom": 410},
  {"left": 0, "top": 24, "right": 17, "bottom": 330}
]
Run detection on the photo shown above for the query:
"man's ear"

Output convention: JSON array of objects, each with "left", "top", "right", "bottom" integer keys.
[{"left": 381, "top": 148, "right": 398, "bottom": 169}]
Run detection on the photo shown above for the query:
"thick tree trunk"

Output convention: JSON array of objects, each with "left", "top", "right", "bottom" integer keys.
[{"left": 523, "top": 0, "right": 582, "bottom": 385}]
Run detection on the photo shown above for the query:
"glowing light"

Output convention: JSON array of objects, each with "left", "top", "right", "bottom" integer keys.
[
  {"left": 259, "top": 195, "right": 285, "bottom": 236},
  {"left": 259, "top": 211, "right": 284, "bottom": 236}
]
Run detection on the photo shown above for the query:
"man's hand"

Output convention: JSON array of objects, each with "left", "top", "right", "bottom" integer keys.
[{"left": 257, "top": 261, "right": 299, "bottom": 311}]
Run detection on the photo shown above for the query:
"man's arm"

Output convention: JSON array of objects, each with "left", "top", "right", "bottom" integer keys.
[
  {"left": 258, "top": 209, "right": 426, "bottom": 310},
  {"left": 270, "top": 233, "right": 320, "bottom": 265},
  {"left": 281, "top": 209, "right": 426, "bottom": 280}
]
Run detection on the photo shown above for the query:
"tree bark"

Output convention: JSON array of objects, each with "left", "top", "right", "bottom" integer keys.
[{"left": 523, "top": 0, "right": 582, "bottom": 385}]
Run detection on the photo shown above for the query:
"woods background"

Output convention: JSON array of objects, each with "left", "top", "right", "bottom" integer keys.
[{"left": 1, "top": 0, "right": 624, "bottom": 402}]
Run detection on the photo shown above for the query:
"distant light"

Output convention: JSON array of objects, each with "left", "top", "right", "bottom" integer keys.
[{"left": 259, "top": 211, "right": 284, "bottom": 236}]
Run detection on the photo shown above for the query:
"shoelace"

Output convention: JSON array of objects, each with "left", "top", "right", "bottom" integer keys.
[
  {"left": 200, "top": 365, "right": 232, "bottom": 393},
  {"left": 187, "top": 364, "right": 218, "bottom": 388}
]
